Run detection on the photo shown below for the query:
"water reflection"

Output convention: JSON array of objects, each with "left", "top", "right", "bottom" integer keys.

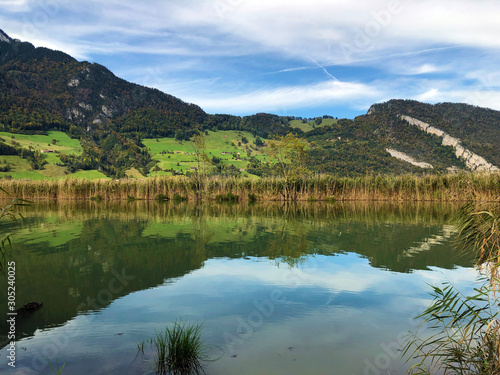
[{"left": 0, "top": 201, "right": 473, "bottom": 374}]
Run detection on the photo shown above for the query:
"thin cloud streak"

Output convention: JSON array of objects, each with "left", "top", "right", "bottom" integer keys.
[{"left": 185, "top": 80, "right": 381, "bottom": 114}]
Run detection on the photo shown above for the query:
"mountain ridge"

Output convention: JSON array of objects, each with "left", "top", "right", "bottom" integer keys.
[
  {"left": 0, "top": 29, "right": 499, "bottom": 178},
  {"left": 0, "top": 29, "right": 12, "bottom": 43}
]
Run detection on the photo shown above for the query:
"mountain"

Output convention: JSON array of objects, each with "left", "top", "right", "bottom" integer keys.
[
  {"left": 368, "top": 100, "right": 500, "bottom": 168},
  {"left": 0, "top": 29, "right": 12, "bottom": 44},
  {"left": 0, "top": 30, "right": 207, "bottom": 135},
  {"left": 0, "top": 29, "right": 498, "bottom": 178},
  {"left": 305, "top": 100, "right": 499, "bottom": 175}
]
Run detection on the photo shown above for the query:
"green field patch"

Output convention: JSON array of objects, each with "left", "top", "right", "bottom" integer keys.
[
  {"left": 144, "top": 130, "right": 270, "bottom": 176},
  {"left": 125, "top": 168, "right": 145, "bottom": 179},
  {"left": 0, "top": 131, "right": 83, "bottom": 155},
  {"left": 0, "top": 131, "right": 100, "bottom": 180},
  {"left": 39, "top": 163, "right": 68, "bottom": 178},
  {"left": 0, "top": 155, "right": 47, "bottom": 179},
  {"left": 71, "top": 170, "right": 109, "bottom": 179},
  {"left": 290, "top": 118, "right": 337, "bottom": 132}
]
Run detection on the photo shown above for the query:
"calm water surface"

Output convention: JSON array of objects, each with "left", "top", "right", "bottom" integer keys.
[{"left": 0, "top": 202, "right": 476, "bottom": 374}]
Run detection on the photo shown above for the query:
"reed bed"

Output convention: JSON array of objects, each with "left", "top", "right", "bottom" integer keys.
[{"left": 0, "top": 172, "right": 498, "bottom": 202}]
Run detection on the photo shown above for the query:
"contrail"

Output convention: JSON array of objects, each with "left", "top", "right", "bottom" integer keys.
[
  {"left": 344, "top": 45, "right": 462, "bottom": 64},
  {"left": 309, "top": 58, "right": 341, "bottom": 82}
]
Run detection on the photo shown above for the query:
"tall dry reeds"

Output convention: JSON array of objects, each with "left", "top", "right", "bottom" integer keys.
[
  {"left": 404, "top": 203, "right": 500, "bottom": 374},
  {"left": 0, "top": 172, "right": 498, "bottom": 202}
]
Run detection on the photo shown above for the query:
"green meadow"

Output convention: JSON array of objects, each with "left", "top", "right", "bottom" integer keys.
[
  {"left": 0, "top": 131, "right": 109, "bottom": 180},
  {"left": 143, "top": 130, "right": 274, "bottom": 177},
  {"left": 289, "top": 118, "right": 337, "bottom": 132},
  {"left": 0, "top": 130, "right": 281, "bottom": 180}
]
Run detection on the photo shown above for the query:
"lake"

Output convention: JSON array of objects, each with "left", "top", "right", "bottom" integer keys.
[{"left": 0, "top": 201, "right": 476, "bottom": 374}]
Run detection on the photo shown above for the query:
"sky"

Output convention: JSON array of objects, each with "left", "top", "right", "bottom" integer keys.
[{"left": 1, "top": 0, "right": 500, "bottom": 119}]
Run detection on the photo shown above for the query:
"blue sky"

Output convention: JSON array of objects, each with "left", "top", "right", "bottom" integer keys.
[{"left": 1, "top": 0, "right": 500, "bottom": 119}]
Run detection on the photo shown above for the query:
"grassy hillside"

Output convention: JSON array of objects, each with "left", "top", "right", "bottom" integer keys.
[
  {"left": 144, "top": 130, "right": 273, "bottom": 177},
  {"left": 289, "top": 118, "right": 337, "bottom": 132},
  {"left": 0, "top": 131, "right": 108, "bottom": 179},
  {"left": 0, "top": 129, "right": 279, "bottom": 179}
]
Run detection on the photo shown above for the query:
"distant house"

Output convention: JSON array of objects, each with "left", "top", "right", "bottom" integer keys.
[
  {"left": 176, "top": 151, "right": 182, "bottom": 154},
  {"left": 40, "top": 149, "right": 54, "bottom": 153},
  {"left": 224, "top": 135, "right": 228, "bottom": 138},
  {"left": 239, "top": 169, "right": 246, "bottom": 172}
]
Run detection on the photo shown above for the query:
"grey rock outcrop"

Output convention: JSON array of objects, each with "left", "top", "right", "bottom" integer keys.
[
  {"left": 400, "top": 115, "right": 499, "bottom": 172},
  {"left": 386, "top": 148, "right": 434, "bottom": 169}
]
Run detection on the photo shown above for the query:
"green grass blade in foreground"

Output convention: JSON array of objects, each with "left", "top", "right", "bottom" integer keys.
[{"left": 137, "top": 320, "right": 220, "bottom": 375}]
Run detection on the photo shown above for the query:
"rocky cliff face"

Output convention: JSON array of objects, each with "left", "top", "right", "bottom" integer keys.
[
  {"left": 386, "top": 148, "right": 434, "bottom": 169},
  {"left": 400, "top": 115, "right": 499, "bottom": 172},
  {"left": 0, "top": 30, "right": 12, "bottom": 44}
]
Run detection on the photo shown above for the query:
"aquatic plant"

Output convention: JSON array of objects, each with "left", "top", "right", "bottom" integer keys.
[
  {"left": 48, "top": 360, "right": 65, "bottom": 375},
  {"left": 138, "top": 320, "right": 212, "bottom": 375},
  {"left": 404, "top": 203, "right": 500, "bottom": 374}
]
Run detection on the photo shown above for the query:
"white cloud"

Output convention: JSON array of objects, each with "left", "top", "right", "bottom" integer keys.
[
  {"left": 5, "top": 0, "right": 500, "bottom": 63},
  {"left": 182, "top": 80, "right": 381, "bottom": 114},
  {"left": 1, "top": 0, "right": 500, "bottom": 114},
  {"left": 0, "top": 0, "right": 30, "bottom": 12},
  {"left": 415, "top": 89, "right": 500, "bottom": 111},
  {"left": 416, "top": 88, "right": 441, "bottom": 102},
  {"left": 406, "top": 64, "right": 446, "bottom": 75}
]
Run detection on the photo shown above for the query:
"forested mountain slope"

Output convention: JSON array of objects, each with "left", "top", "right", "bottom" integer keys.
[{"left": 0, "top": 29, "right": 498, "bottom": 178}]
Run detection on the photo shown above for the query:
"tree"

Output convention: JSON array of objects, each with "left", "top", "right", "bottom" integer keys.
[
  {"left": 191, "top": 132, "right": 210, "bottom": 199},
  {"left": 267, "top": 133, "right": 311, "bottom": 200},
  {"left": 315, "top": 117, "right": 323, "bottom": 125},
  {"left": 27, "top": 150, "right": 48, "bottom": 170}
]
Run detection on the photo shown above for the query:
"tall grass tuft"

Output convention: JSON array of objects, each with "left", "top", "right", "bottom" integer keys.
[
  {"left": 404, "top": 203, "right": 500, "bottom": 374},
  {"left": 138, "top": 320, "right": 211, "bottom": 375},
  {"left": 455, "top": 203, "right": 500, "bottom": 285}
]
